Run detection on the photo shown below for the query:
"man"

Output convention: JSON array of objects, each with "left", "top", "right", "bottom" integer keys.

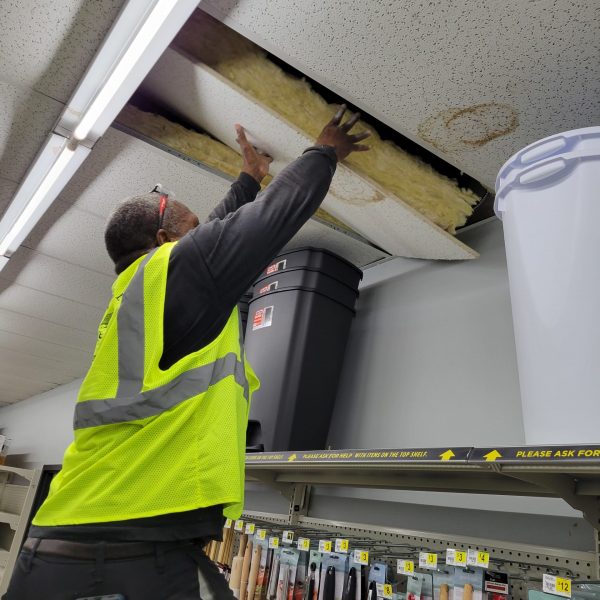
[{"left": 5, "top": 107, "right": 369, "bottom": 600}]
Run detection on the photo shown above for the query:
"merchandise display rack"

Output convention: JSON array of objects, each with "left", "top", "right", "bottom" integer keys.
[
  {"left": 0, "top": 465, "right": 41, "bottom": 597},
  {"left": 239, "top": 444, "right": 600, "bottom": 599}
]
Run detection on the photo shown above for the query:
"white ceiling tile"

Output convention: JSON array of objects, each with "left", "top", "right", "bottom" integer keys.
[
  {"left": 0, "top": 348, "right": 82, "bottom": 384},
  {"left": 63, "top": 128, "right": 237, "bottom": 221},
  {"left": 202, "top": 1, "right": 600, "bottom": 187},
  {"left": 0, "top": 0, "right": 125, "bottom": 102},
  {"left": 0, "top": 376, "right": 60, "bottom": 404},
  {"left": 0, "top": 283, "right": 103, "bottom": 334},
  {"left": 0, "top": 247, "right": 113, "bottom": 309},
  {"left": 23, "top": 204, "right": 115, "bottom": 276},
  {"left": 0, "top": 177, "right": 18, "bottom": 217},
  {"left": 0, "top": 82, "right": 64, "bottom": 183},
  {"left": 0, "top": 308, "right": 94, "bottom": 351},
  {"left": 0, "top": 330, "right": 91, "bottom": 369}
]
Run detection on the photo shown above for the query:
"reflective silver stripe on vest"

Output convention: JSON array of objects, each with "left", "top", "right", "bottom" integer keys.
[
  {"left": 74, "top": 352, "right": 247, "bottom": 429},
  {"left": 74, "top": 248, "right": 249, "bottom": 430}
]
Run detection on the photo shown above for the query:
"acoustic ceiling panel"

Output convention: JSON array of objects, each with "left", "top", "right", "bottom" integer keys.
[
  {"left": 0, "top": 248, "right": 113, "bottom": 310},
  {"left": 201, "top": 0, "right": 599, "bottom": 189},
  {"left": 0, "top": 0, "right": 125, "bottom": 103},
  {"left": 143, "top": 50, "right": 477, "bottom": 260},
  {"left": 0, "top": 82, "right": 64, "bottom": 184}
]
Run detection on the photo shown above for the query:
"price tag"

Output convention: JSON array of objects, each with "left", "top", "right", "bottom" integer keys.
[
  {"left": 269, "top": 537, "right": 280, "bottom": 549},
  {"left": 224, "top": 518, "right": 233, "bottom": 529},
  {"left": 245, "top": 523, "right": 256, "bottom": 535},
  {"left": 297, "top": 537, "right": 311, "bottom": 551},
  {"left": 397, "top": 560, "right": 415, "bottom": 575},
  {"left": 282, "top": 530, "right": 294, "bottom": 544},
  {"left": 467, "top": 549, "right": 489, "bottom": 569},
  {"left": 234, "top": 520, "right": 244, "bottom": 532},
  {"left": 353, "top": 549, "right": 369, "bottom": 565},
  {"left": 319, "top": 540, "right": 332, "bottom": 554},
  {"left": 446, "top": 549, "right": 467, "bottom": 567},
  {"left": 419, "top": 552, "right": 438, "bottom": 570},
  {"left": 256, "top": 529, "right": 267, "bottom": 541},
  {"left": 543, "top": 574, "right": 572, "bottom": 598},
  {"left": 335, "top": 539, "right": 350, "bottom": 554},
  {"left": 376, "top": 583, "right": 393, "bottom": 599}
]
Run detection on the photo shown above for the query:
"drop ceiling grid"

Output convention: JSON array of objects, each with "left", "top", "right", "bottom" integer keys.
[{"left": 202, "top": 0, "right": 600, "bottom": 188}]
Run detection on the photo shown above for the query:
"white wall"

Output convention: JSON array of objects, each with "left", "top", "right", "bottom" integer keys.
[
  {"left": 325, "top": 219, "right": 580, "bottom": 519},
  {"left": 0, "top": 378, "right": 81, "bottom": 467}
]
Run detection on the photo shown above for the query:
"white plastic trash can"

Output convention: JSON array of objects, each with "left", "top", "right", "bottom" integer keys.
[{"left": 495, "top": 126, "right": 600, "bottom": 445}]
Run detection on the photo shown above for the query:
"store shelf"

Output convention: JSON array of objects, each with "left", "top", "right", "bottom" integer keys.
[
  {"left": 245, "top": 445, "right": 600, "bottom": 527},
  {"left": 0, "top": 466, "right": 41, "bottom": 597},
  {"left": 0, "top": 512, "right": 19, "bottom": 531}
]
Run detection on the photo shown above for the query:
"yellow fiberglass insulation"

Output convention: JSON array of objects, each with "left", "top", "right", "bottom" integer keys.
[
  {"left": 173, "top": 12, "right": 480, "bottom": 234},
  {"left": 116, "top": 105, "right": 349, "bottom": 229}
]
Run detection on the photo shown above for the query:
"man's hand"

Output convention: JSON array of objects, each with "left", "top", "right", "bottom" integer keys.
[
  {"left": 315, "top": 105, "right": 371, "bottom": 162},
  {"left": 235, "top": 124, "right": 273, "bottom": 184}
]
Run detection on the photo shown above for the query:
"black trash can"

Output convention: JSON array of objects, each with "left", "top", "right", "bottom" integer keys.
[{"left": 245, "top": 248, "right": 362, "bottom": 452}]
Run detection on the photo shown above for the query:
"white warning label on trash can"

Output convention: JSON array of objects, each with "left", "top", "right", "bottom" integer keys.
[{"left": 252, "top": 306, "right": 274, "bottom": 330}]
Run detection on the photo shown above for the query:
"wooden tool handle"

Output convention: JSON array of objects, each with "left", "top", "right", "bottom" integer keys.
[
  {"left": 239, "top": 533, "right": 249, "bottom": 557},
  {"left": 240, "top": 541, "right": 253, "bottom": 600},
  {"left": 440, "top": 583, "right": 449, "bottom": 600},
  {"left": 464, "top": 584, "right": 474, "bottom": 600},
  {"left": 230, "top": 556, "right": 244, "bottom": 596},
  {"left": 247, "top": 544, "right": 262, "bottom": 600},
  {"left": 217, "top": 526, "right": 229, "bottom": 563}
]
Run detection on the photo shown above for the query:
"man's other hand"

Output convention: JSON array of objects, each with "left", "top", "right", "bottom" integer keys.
[
  {"left": 315, "top": 105, "right": 371, "bottom": 162},
  {"left": 235, "top": 124, "right": 273, "bottom": 184}
]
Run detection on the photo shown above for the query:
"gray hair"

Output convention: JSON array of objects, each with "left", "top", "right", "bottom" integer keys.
[{"left": 104, "top": 192, "right": 181, "bottom": 274}]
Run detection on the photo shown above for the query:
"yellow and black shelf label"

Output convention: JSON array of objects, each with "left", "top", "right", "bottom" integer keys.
[{"left": 246, "top": 445, "right": 600, "bottom": 466}]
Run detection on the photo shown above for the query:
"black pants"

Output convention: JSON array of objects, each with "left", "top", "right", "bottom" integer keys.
[{"left": 3, "top": 540, "right": 235, "bottom": 600}]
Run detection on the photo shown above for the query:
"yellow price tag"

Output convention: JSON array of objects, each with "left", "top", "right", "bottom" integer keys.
[
  {"left": 399, "top": 560, "right": 414, "bottom": 574},
  {"left": 234, "top": 520, "right": 244, "bottom": 532},
  {"left": 319, "top": 540, "right": 332, "bottom": 553},
  {"left": 245, "top": 523, "right": 256, "bottom": 535},
  {"left": 446, "top": 549, "right": 467, "bottom": 567},
  {"left": 419, "top": 552, "right": 438, "bottom": 569},
  {"left": 269, "top": 537, "right": 280, "bottom": 549},
  {"left": 544, "top": 574, "right": 572, "bottom": 598},
  {"left": 335, "top": 539, "right": 349, "bottom": 553},
  {"left": 383, "top": 584, "right": 393, "bottom": 599},
  {"left": 354, "top": 549, "right": 369, "bottom": 565},
  {"left": 256, "top": 529, "right": 267, "bottom": 540},
  {"left": 224, "top": 518, "right": 233, "bottom": 529},
  {"left": 297, "top": 537, "right": 311, "bottom": 551},
  {"left": 282, "top": 530, "right": 294, "bottom": 544},
  {"left": 467, "top": 549, "right": 489, "bottom": 568}
]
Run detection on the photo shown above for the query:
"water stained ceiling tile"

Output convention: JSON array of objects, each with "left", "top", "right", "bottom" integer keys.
[
  {"left": 0, "top": 82, "right": 64, "bottom": 183},
  {"left": 0, "top": 0, "right": 126, "bottom": 103},
  {"left": 201, "top": 0, "right": 600, "bottom": 188}
]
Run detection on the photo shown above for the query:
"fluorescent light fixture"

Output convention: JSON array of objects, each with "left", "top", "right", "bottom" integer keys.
[
  {"left": 65, "top": 0, "right": 199, "bottom": 143},
  {"left": 0, "top": 135, "right": 90, "bottom": 261},
  {"left": 0, "top": 0, "right": 199, "bottom": 268}
]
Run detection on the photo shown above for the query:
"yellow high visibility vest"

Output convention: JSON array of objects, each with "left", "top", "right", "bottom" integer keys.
[{"left": 33, "top": 242, "right": 259, "bottom": 526}]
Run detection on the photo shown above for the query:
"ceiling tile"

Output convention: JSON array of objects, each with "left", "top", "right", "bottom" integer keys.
[
  {"left": 0, "top": 308, "right": 94, "bottom": 351},
  {"left": 0, "top": 0, "right": 125, "bottom": 103},
  {"left": 0, "top": 177, "right": 18, "bottom": 217},
  {"left": 0, "top": 283, "right": 103, "bottom": 334},
  {"left": 0, "top": 247, "right": 113, "bottom": 309},
  {"left": 0, "top": 82, "right": 63, "bottom": 183},
  {"left": 0, "top": 330, "right": 91, "bottom": 369}
]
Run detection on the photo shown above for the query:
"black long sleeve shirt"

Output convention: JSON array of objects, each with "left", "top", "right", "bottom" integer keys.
[{"left": 29, "top": 146, "right": 337, "bottom": 542}]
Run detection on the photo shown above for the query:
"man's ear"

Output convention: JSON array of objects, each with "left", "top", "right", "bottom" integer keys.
[{"left": 156, "top": 229, "right": 170, "bottom": 246}]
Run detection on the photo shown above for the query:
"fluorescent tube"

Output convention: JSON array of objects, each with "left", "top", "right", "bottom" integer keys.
[{"left": 0, "top": 135, "right": 90, "bottom": 260}]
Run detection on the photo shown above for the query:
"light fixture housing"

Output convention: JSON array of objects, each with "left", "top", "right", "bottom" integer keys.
[{"left": 0, "top": 0, "right": 199, "bottom": 270}]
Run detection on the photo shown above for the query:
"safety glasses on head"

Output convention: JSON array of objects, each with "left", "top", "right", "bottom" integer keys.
[{"left": 150, "top": 184, "right": 175, "bottom": 232}]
